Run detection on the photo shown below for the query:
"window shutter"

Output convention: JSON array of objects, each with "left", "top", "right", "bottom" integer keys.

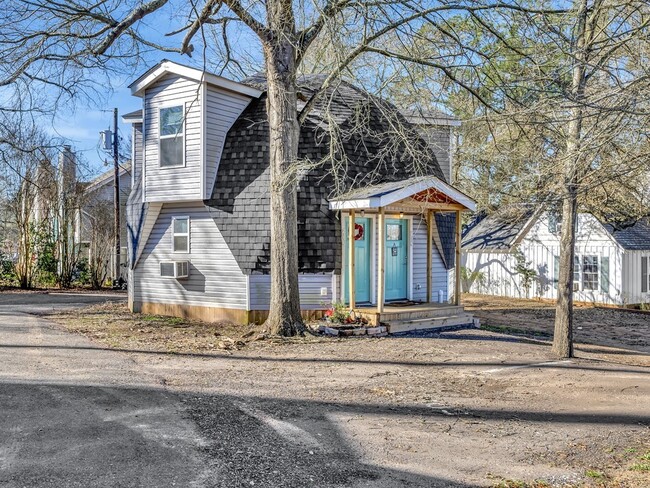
[
  {"left": 553, "top": 255, "right": 559, "bottom": 290},
  {"left": 642, "top": 257, "right": 648, "bottom": 293},
  {"left": 548, "top": 214, "right": 557, "bottom": 233},
  {"left": 600, "top": 256, "right": 609, "bottom": 293}
]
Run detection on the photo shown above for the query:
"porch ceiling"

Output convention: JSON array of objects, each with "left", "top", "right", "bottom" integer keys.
[{"left": 328, "top": 176, "right": 476, "bottom": 212}]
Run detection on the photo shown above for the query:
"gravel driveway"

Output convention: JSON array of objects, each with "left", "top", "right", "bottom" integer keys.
[{"left": 1, "top": 291, "right": 649, "bottom": 487}]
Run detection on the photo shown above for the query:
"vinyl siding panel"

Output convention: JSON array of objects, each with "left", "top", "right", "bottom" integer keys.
[
  {"left": 204, "top": 85, "right": 252, "bottom": 198},
  {"left": 412, "top": 216, "right": 449, "bottom": 302},
  {"left": 248, "top": 273, "right": 333, "bottom": 310},
  {"left": 622, "top": 251, "right": 650, "bottom": 305},
  {"left": 133, "top": 122, "right": 143, "bottom": 187},
  {"left": 134, "top": 202, "right": 247, "bottom": 309},
  {"left": 143, "top": 74, "right": 202, "bottom": 202},
  {"left": 417, "top": 126, "right": 452, "bottom": 182}
]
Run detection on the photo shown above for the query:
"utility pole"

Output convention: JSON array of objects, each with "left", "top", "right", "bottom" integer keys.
[{"left": 113, "top": 108, "right": 120, "bottom": 282}]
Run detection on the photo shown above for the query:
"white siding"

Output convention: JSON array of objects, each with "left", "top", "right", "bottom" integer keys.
[
  {"left": 248, "top": 274, "right": 333, "bottom": 310},
  {"left": 412, "top": 216, "right": 449, "bottom": 302},
  {"left": 622, "top": 251, "right": 650, "bottom": 305},
  {"left": 133, "top": 122, "right": 143, "bottom": 188},
  {"left": 143, "top": 74, "right": 202, "bottom": 202},
  {"left": 134, "top": 202, "right": 248, "bottom": 309},
  {"left": 204, "top": 85, "right": 252, "bottom": 198},
  {"left": 463, "top": 213, "right": 625, "bottom": 305}
]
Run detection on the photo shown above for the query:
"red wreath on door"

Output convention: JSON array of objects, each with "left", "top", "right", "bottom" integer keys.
[{"left": 354, "top": 223, "right": 364, "bottom": 240}]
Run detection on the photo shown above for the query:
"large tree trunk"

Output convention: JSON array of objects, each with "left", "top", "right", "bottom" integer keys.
[
  {"left": 552, "top": 0, "right": 590, "bottom": 358},
  {"left": 262, "top": 7, "right": 305, "bottom": 336},
  {"left": 553, "top": 187, "right": 578, "bottom": 358}
]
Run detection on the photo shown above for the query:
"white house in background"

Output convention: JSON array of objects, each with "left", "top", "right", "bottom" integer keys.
[
  {"left": 77, "top": 163, "right": 132, "bottom": 276},
  {"left": 122, "top": 60, "right": 476, "bottom": 328},
  {"left": 462, "top": 206, "right": 650, "bottom": 306}
]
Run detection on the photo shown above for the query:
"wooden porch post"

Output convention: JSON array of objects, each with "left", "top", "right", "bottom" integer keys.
[
  {"left": 377, "top": 207, "right": 385, "bottom": 314},
  {"left": 348, "top": 210, "right": 356, "bottom": 309},
  {"left": 455, "top": 210, "right": 462, "bottom": 306},
  {"left": 426, "top": 209, "right": 433, "bottom": 303}
]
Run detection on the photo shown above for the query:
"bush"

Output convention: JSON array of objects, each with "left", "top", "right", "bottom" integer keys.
[
  {"left": 0, "top": 251, "right": 17, "bottom": 286},
  {"left": 74, "top": 258, "right": 91, "bottom": 286}
]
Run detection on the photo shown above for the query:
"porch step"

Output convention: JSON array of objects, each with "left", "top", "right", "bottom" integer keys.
[
  {"left": 377, "top": 305, "right": 464, "bottom": 322},
  {"left": 387, "top": 314, "right": 478, "bottom": 334}
]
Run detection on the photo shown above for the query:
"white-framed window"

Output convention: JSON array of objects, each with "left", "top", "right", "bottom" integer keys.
[
  {"left": 159, "top": 105, "right": 184, "bottom": 167},
  {"left": 172, "top": 216, "right": 190, "bottom": 253},
  {"left": 160, "top": 262, "right": 175, "bottom": 277},
  {"left": 582, "top": 255, "right": 599, "bottom": 291},
  {"left": 556, "top": 254, "right": 608, "bottom": 293}
]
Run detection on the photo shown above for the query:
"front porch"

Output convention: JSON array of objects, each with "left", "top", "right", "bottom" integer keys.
[
  {"left": 330, "top": 176, "right": 478, "bottom": 333},
  {"left": 356, "top": 302, "right": 477, "bottom": 333}
]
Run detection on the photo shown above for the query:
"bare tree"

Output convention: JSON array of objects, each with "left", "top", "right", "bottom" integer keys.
[
  {"left": 381, "top": 1, "right": 650, "bottom": 357},
  {"left": 0, "top": 116, "right": 58, "bottom": 288},
  {"left": 1, "top": 0, "right": 573, "bottom": 335},
  {"left": 81, "top": 200, "right": 114, "bottom": 289}
]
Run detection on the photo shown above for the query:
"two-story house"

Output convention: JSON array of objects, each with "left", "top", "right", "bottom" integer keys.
[{"left": 124, "top": 60, "right": 476, "bottom": 330}]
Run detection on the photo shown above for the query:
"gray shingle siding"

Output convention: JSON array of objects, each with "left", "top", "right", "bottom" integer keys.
[
  {"left": 435, "top": 212, "right": 457, "bottom": 269},
  {"left": 207, "top": 75, "right": 450, "bottom": 275}
]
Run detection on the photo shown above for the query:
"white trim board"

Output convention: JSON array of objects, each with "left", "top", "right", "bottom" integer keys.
[
  {"left": 130, "top": 60, "right": 262, "bottom": 99},
  {"left": 329, "top": 177, "right": 476, "bottom": 212}
]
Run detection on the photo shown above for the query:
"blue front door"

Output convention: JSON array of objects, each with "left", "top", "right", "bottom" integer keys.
[
  {"left": 344, "top": 217, "right": 371, "bottom": 304},
  {"left": 385, "top": 218, "right": 408, "bottom": 301}
]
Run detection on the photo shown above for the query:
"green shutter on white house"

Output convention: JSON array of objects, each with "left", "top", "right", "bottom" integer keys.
[
  {"left": 600, "top": 256, "right": 609, "bottom": 293},
  {"left": 553, "top": 255, "right": 559, "bottom": 290},
  {"left": 642, "top": 257, "right": 648, "bottom": 293}
]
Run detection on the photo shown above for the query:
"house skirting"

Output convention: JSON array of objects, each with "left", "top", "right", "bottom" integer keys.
[{"left": 131, "top": 301, "right": 326, "bottom": 325}]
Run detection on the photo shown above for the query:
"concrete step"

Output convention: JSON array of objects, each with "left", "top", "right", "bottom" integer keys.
[{"left": 387, "top": 314, "right": 477, "bottom": 334}]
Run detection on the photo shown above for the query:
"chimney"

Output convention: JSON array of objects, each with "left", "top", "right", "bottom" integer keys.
[{"left": 58, "top": 145, "right": 76, "bottom": 197}]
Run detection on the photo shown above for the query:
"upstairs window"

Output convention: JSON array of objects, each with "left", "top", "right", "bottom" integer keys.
[
  {"left": 172, "top": 216, "right": 190, "bottom": 253},
  {"left": 159, "top": 106, "right": 184, "bottom": 167}
]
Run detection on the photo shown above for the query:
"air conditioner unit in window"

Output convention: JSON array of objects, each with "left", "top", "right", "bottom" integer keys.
[{"left": 160, "top": 261, "right": 190, "bottom": 279}]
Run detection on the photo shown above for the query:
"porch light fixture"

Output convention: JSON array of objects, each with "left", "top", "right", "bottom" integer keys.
[
  {"left": 360, "top": 210, "right": 365, "bottom": 217},
  {"left": 399, "top": 211, "right": 404, "bottom": 218}
]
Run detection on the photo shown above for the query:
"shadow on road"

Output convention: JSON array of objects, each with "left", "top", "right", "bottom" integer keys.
[{"left": 0, "top": 381, "right": 475, "bottom": 487}]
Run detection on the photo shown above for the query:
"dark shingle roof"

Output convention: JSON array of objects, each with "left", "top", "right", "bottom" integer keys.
[
  {"left": 462, "top": 206, "right": 535, "bottom": 251},
  {"left": 206, "top": 75, "right": 449, "bottom": 274},
  {"left": 602, "top": 218, "right": 650, "bottom": 250},
  {"left": 435, "top": 212, "right": 457, "bottom": 268}
]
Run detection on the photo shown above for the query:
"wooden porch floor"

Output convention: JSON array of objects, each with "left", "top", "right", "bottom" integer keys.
[{"left": 355, "top": 302, "right": 470, "bottom": 327}]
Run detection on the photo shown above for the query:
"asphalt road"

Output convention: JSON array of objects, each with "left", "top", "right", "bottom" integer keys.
[
  {"left": 0, "top": 292, "right": 460, "bottom": 488},
  {"left": 0, "top": 292, "right": 216, "bottom": 487}
]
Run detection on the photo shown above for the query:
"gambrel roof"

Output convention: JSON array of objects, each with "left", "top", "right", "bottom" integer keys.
[{"left": 206, "top": 74, "right": 458, "bottom": 274}]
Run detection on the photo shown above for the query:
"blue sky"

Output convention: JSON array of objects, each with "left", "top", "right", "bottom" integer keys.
[
  {"left": 48, "top": 54, "right": 197, "bottom": 181},
  {"left": 39, "top": 2, "right": 262, "bottom": 181}
]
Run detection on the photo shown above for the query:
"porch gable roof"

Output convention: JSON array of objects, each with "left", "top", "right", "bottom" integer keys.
[{"left": 328, "top": 176, "right": 476, "bottom": 212}]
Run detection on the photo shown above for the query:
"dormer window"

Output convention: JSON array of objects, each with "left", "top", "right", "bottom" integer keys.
[{"left": 159, "top": 105, "right": 184, "bottom": 167}]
